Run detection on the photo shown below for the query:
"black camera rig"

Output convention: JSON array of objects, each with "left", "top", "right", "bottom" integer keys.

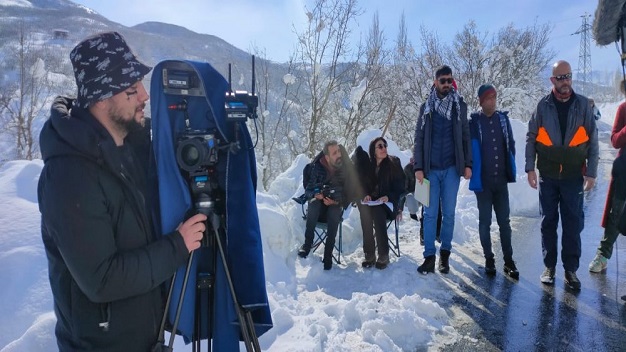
[{"left": 155, "top": 59, "right": 262, "bottom": 352}]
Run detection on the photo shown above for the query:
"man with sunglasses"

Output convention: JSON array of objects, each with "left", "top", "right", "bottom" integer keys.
[
  {"left": 413, "top": 65, "right": 472, "bottom": 275},
  {"left": 525, "top": 60, "right": 599, "bottom": 291},
  {"left": 38, "top": 32, "right": 207, "bottom": 351}
]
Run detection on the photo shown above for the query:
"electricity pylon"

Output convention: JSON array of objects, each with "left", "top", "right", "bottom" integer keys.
[{"left": 573, "top": 13, "right": 592, "bottom": 96}]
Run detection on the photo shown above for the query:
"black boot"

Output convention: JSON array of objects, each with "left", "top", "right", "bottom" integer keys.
[
  {"left": 504, "top": 259, "right": 519, "bottom": 279},
  {"left": 438, "top": 250, "right": 450, "bottom": 274},
  {"left": 323, "top": 258, "right": 332, "bottom": 270},
  {"left": 485, "top": 257, "right": 496, "bottom": 276},
  {"left": 417, "top": 255, "right": 436, "bottom": 274},
  {"left": 297, "top": 243, "right": 311, "bottom": 258}
]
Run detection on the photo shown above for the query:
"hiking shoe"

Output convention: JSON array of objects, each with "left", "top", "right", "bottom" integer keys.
[
  {"left": 417, "top": 255, "right": 436, "bottom": 274},
  {"left": 361, "top": 260, "right": 375, "bottom": 268},
  {"left": 564, "top": 271, "right": 581, "bottom": 291},
  {"left": 503, "top": 260, "right": 519, "bottom": 280},
  {"left": 588, "top": 254, "right": 608, "bottom": 273},
  {"left": 540, "top": 267, "right": 555, "bottom": 285},
  {"left": 485, "top": 258, "right": 496, "bottom": 276},
  {"left": 438, "top": 250, "right": 450, "bottom": 274},
  {"left": 410, "top": 213, "right": 418, "bottom": 221},
  {"left": 375, "top": 261, "right": 388, "bottom": 270},
  {"left": 297, "top": 244, "right": 311, "bottom": 258}
]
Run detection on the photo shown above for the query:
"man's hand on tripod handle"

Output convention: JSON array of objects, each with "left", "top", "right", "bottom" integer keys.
[{"left": 177, "top": 213, "right": 207, "bottom": 252}]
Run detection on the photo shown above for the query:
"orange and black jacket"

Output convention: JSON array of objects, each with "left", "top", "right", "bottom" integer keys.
[{"left": 525, "top": 93, "right": 599, "bottom": 180}]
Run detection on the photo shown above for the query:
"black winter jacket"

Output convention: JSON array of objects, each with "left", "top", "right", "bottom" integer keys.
[
  {"left": 38, "top": 97, "right": 189, "bottom": 352},
  {"left": 369, "top": 156, "right": 406, "bottom": 214},
  {"left": 304, "top": 151, "right": 351, "bottom": 208},
  {"left": 413, "top": 98, "right": 472, "bottom": 177}
]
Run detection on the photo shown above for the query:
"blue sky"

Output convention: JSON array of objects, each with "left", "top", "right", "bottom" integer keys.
[{"left": 73, "top": 0, "right": 621, "bottom": 74}]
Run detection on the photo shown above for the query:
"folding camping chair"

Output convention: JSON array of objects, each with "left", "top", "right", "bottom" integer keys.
[
  {"left": 386, "top": 216, "right": 401, "bottom": 257},
  {"left": 386, "top": 192, "right": 409, "bottom": 257},
  {"left": 293, "top": 196, "right": 347, "bottom": 264}
]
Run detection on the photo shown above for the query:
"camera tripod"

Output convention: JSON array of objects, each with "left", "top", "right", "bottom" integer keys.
[{"left": 155, "top": 193, "right": 261, "bottom": 352}]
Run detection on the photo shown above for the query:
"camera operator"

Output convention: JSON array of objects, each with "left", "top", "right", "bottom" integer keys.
[
  {"left": 297, "top": 140, "right": 351, "bottom": 270},
  {"left": 37, "top": 32, "right": 207, "bottom": 352}
]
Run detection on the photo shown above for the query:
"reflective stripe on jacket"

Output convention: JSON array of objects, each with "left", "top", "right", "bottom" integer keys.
[{"left": 525, "top": 92, "right": 599, "bottom": 179}]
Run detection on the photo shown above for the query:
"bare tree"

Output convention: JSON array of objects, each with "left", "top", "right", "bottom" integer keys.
[
  {"left": 339, "top": 11, "right": 390, "bottom": 147},
  {"left": 449, "top": 20, "right": 489, "bottom": 105},
  {"left": 384, "top": 13, "right": 422, "bottom": 150},
  {"left": 0, "top": 23, "right": 73, "bottom": 160},
  {"left": 290, "top": 0, "right": 362, "bottom": 157},
  {"left": 250, "top": 46, "right": 304, "bottom": 190},
  {"left": 446, "top": 21, "right": 554, "bottom": 119}
]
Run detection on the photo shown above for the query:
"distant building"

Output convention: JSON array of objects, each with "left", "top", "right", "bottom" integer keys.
[{"left": 52, "top": 29, "right": 69, "bottom": 40}]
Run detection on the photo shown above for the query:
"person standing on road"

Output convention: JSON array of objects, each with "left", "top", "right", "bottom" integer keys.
[
  {"left": 469, "top": 84, "right": 519, "bottom": 278},
  {"left": 413, "top": 65, "right": 472, "bottom": 275},
  {"left": 525, "top": 60, "right": 599, "bottom": 291},
  {"left": 588, "top": 81, "right": 626, "bottom": 273}
]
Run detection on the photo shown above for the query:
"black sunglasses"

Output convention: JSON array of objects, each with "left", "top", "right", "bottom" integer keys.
[
  {"left": 376, "top": 143, "right": 387, "bottom": 150},
  {"left": 553, "top": 73, "right": 572, "bottom": 81},
  {"left": 438, "top": 78, "right": 453, "bottom": 84}
]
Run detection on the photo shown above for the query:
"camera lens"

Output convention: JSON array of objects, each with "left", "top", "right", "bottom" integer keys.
[
  {"left": 176, "top": 138, "right": 207, "bottom": 172},
  {"left": 181, "top": 144, "right": 200, "bottom": 166}
]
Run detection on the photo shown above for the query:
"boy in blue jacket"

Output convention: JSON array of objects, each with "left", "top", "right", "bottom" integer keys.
[{"left": 469, "top": 84, "right": 519, "bottom": 278}]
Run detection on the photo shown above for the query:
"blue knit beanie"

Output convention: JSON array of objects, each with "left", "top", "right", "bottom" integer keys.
[{"left": 477, "top": 84, "right": 496, "bottom": 104}]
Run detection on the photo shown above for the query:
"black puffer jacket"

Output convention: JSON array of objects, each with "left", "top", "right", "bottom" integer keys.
[
  {"left": 38, "top": 97, "right": 189, "bottom": 352},
  {"left": 369, "top": 155, "right": 406, "bottom": 214}
]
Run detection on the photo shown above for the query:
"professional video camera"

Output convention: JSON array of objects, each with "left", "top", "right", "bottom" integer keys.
[
  {"left": 152, "top": 59, "right": 267, "bottom": 352},
  {"left": 320, "top": 184, "right": 343, "bottom": 202}
]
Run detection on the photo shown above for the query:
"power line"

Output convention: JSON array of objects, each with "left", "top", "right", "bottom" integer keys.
[{"left": 572, "top": 13, "right": 592, "bottom": 96}]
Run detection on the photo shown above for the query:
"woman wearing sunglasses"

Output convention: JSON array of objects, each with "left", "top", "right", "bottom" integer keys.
[{"left": 358, "top": 137, "right": 405, "bottom": 269}]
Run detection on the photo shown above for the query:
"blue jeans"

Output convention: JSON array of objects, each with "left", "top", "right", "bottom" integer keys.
[
  {"left": 423, "top": 166, "right": 460, "bottom": 257},
  {"left": 475, "top": 179, "right": 513, "bottom": 261},
  {"left": 539, "top": 176, "right": 584, "bottom": 272}
]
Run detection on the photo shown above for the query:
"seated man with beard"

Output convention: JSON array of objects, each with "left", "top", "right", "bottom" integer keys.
[{"left": 297, "top": 140, "right": 352, "bottom": 270}]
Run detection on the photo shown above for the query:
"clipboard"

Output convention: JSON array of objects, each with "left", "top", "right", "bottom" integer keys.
[{"left": 414, "top": 178, "right": 430, "bottom": 207}]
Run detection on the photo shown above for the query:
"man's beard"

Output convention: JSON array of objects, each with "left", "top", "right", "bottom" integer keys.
[
  {"left": 437, "top": 87, "right": 450, "bottom": 97},
  {"left": 108, "top": 107, "right": 140, "bottom": 136}
]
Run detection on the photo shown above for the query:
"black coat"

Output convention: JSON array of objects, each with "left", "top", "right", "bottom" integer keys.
[
  {"left": 370, "top": 155, "right": 406, "bottom": 214},
  {"left": 38, "top": 97, "right": 189, "bottom": 351},
  {"left": 304, "top": 150, "right": 351, "bottom": 208},
  {"left": 404, "top": 163, "right": 415, "bottom": 193}
]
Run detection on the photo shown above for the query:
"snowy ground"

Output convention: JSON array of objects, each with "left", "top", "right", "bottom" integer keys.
[{"left": 0, "top": 102, "right": 620, "bottom": 351}]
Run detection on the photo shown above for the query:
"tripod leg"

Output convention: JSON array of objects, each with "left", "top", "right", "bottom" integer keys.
[
  {"left": 209, "top": 213, "right": 261, "bottom": 352},
  {"left": 167, "top": 250, "right": 196, "bottom": 349},
  {"left": 244, "top": 310, "right": 262, "bottom": 351},
  {"left": 156, "top": 270, "right": 177, "bottom": 347}
]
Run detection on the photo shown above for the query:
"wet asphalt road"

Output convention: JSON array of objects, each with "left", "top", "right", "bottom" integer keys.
[{"left": 440, "top": 133, "right": 626, "bottom": 352}]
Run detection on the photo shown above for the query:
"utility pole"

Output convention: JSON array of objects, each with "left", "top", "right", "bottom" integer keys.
[{"left": 573, "top": 13, "right": 592, "bottom": 96}]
